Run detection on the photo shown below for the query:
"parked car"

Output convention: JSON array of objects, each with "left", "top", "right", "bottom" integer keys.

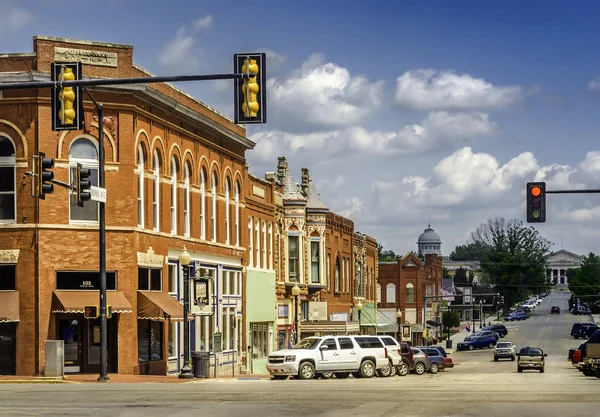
[
  {"left": 504, "top": 312, "right": 530, "bottom": 321},
  {"left": 409, "top": 347, "right": 431, "bottom": 375},
  {"left": 571, "top": 322, "right": 594, "bottom": 339},
  {"left": 494, "top": 341, "right": 516, "bottom": 361},
  {"left": 374, "top": 335, "right": 404, "bottom": 378},
  {"left": 551, "top": 306, "right": 560, "bottom": 314},
  {"left": 457, "top": 335, "right": 497, "bottom": 351},
  {"left": 417, "top": 347, "right": 445, "bottom": 373},
  {"left": 484, "top": 324, "right": 508, "bottom": 338},
  {"left": 517, "top": 346, "right": 547, "bottom": 373},
  {"left": 472, "top": 330, "right": 500, "bottom": 341}
]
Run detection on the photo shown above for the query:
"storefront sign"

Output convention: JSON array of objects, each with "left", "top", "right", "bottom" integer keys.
[
  {"left": 56, "top": 271, "right": 117, "bottom": 290},
  {"left": 54, "top": 47, "right": 118, "bottom": 67}
]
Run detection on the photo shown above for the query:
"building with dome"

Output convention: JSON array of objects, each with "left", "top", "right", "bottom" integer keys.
[{"left": 417, "top": 223, "right": 442, "bottom": 256}]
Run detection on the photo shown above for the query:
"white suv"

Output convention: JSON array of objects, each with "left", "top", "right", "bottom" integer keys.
[{"left": 266, "top": 335, "right": 389, "bottom": 380}]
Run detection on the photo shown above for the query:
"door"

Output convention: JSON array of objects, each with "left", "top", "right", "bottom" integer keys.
[
  {"left": 0, "top": 323, "right": 17, "bottom": 375},
  {"left": 316, "top": 338, "right": 340, "bottom": 371},
  {"left": 58, "top": 317, "right": 81, "bottom": 373},
  {"left": 337, "top": 337, "right": 359, "bottom": 370}
]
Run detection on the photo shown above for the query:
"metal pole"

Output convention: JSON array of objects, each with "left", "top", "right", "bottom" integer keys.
[
  {"left": 294, "top": 295, "right": 299, "bottom": 344},
  {"left": 179, "top": 264, "right": 193, "bottom": 379},
  {"left": 358, "top": 310, "right": 361, "bottom": 334},
  {"left": 423, "top": 295, "right": 427, "bottom": 342}
]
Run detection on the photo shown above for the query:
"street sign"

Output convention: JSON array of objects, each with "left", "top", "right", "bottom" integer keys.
[{"left": 90, "top": 185, "right": 106, "bottom": 203}]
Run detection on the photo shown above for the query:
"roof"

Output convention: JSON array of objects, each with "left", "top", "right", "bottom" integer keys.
[
  {"left": 417, "top": 225, "right": 442, "bottom": 244},
  {"left": 283, "top": 171, "right": 306, "bottom": 202},
  {"left": 306, "top": 181, "right": 328, "bottom": 210}
]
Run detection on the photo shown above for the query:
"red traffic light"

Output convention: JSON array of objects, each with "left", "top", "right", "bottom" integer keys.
[{"left": 531, "top": 186, "right": 541, "bottom": 197}]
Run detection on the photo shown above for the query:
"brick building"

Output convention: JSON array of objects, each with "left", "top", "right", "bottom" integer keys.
[
  {"left": 377, "top": 253, "right": 443, "bottom": 345},
  {"left": 0, "top": 36, "right": 256, "bottom": 376}
]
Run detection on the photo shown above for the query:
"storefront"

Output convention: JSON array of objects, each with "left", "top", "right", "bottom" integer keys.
[
  {"left": 0, "top": 265, "right": 19, "bottom": 375},
  {"left": 245, "top": 268, "right": 276, "bottom": 374}
]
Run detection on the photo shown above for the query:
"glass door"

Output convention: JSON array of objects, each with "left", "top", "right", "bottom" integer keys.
[{"left": 58, "top": 317, "right": 81, "bottom": 373}]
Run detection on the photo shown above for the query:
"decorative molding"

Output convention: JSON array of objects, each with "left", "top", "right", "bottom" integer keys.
[
  {"left": 137, "top": 246, "right": 165, "bottom": 268},
  {"left": 0, "top": 249, "right": 19, "bottom": 264},
  {"left": 284, "top": 217, "right": 305, "bottom": 231},
  {"left": 286, "top": 207, "right": 305, "bottom": 216},
  {"left": 92, "top": 115, "right": 118, "bottom": 140},
  {"left": 54, "top": 47, "right": 118, "bottom": 67}
]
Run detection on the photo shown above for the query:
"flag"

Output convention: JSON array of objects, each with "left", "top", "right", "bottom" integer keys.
[
  {"left": 466, "top": 321, "right": 471, "bottom": 332},
  {"left": 439, "top": 288, "right": 455, "bottom": 302}
]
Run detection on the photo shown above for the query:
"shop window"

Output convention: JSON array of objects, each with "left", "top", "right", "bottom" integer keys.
[
  {"left": 168, "top": 322, "right": 177, "bottom": 360},
  {"left": 0, "top": 265, "right": 16, "bottom": 290},
  {"left": 137, "top": 320, "right": 163, "bottom": 362},
  {"left": 138, "top": 268, "right": 162, "bottom": 291},
  {"left": 250, "top": 322, "right": 269, "bottom": 359}
]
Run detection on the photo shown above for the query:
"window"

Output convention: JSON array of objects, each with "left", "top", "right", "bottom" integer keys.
[
  {"left": 167, "top": 264, "right": 177, "bottom": 294},
  {"left": 255, "top": 220, "right": 260, "bottom": 268},
  {"left": 137, "top": 145, "right": 145, "bottom": 228},
  {"left": 248, "top": 217, "right": 253, "bottom": 267},
  {"left": 69, "top": 138, "right": 99, "bottom": 222},
  {"left": 268, "top": 223, "right": 273, "bottom": 270},
  {"left": 222, "top": 306, "right": 237, "bottom": 351},
  {"left": 0, "top": 265, "right": 16, "bottom": 290},
  {"left": 0, "top": 135, "right": 16, "bottom": 223},
  {"left": 200, "top": 168, "right": 206, "bottom": 239},
  {"left": 406, "top": 283, "right": 415, "bottom": 303},
  {"left": 386, "top": 283, "right": 396, "bottom": 303},
  {"left": 234, "top": 182, "right": 240, "bottom": 246},
  {"left": 310, "top": 241, "right": 320, "bottom": 284},
  {"left": 320, "top": 338, "right": 337, "bottom": 350},
  {"left": 326, "top": 254, "right": 331, "bottom": 291},
  {"left": 138, "top": 320, "right": 163, "bottom": 362},
  {"left": 250, "top": 322, "right": 269, "bottom": 359},
  {"left": 334, "top": 257, "right": 340, "bottom": 292},
  {"left": 168, "top": 322, "right": 177, "bottom": 360},
  {"left": 152, "top": 150, "right": 160, "bottom": 231},
  {"left": 288, "top": 235, "right": 299, "bottom": 282},
  {"left": 376, "top": 283, "right": 381, "bottom": 303},
  {"left": 170, "top": 157, "right": 177, "bottom": 235},
  {"left": 183, "top": 163, "right": 190, "bottom": 237},
  {"left": 138, "top": 267, "right": 162, "bottom": 291},
  {"left": 224, "top": 178, "right": 230, "bottom": 244},
  {"left": 338, "top": 337, "right": 354, "bottom": 350},
  {"left": 211, "top": 172, "right": 217, "bottom": 241}
]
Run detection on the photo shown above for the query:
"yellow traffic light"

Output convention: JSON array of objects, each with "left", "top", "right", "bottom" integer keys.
[
  {"left": 241, "top": 58, "right": 260, "bottom": 117},
  {"left": 51, "top": 62, "right": 83, "bottom": 131},
  {"left": 59, "top": 67, "right": 76, "bottom": 125}
]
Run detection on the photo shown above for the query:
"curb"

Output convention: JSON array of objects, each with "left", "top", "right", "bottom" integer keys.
[{"left": 0, "top": 376, "right": 273, "bottom": 384}]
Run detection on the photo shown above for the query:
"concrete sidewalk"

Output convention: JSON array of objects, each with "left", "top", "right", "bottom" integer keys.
[{"left": 0, "top": 373, "right": 272, "bottom": 384}]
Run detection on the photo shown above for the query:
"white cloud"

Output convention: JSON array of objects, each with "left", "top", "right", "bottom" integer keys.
[
  {"left": 0, "top": 4, "right": 33, "bottom": 32},
  {"left": 257, "top": 48, "right": 287, "bottom": 71},
  {"left": 158, "top": 28, "right": 201, "bottom": 73},
  {"left": 337, "top": 196, "right": 364, "bottom": 219},
  {"left": 193, "top": 15, "right": 213, "bottom": 31},
  {"left": 266, "top": 53, "right": 385, "bottom": 131},
  {"left": 395, "top": 69, "right": 526, "bottom": 110},
  {"left": 248, "top": 111, "right": 494, "bottom": 164},
  {"left": 579, "top": 151, "right": 600, "bottom": 174}
]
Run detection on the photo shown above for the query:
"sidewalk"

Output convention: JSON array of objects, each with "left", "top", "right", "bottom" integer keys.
[{"left": 0, "top": 373, "right": 272, "bottom": 384}]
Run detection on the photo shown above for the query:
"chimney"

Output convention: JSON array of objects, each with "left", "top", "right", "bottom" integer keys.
[
  {"left": 301, "top": 168, "right": 309, "bottom": 196},
  {"left": 277, "top": 156, "right": 286, "bottom": 185},
  {"left": 265, "top": 172, "right": 275, "bottom": 182}
]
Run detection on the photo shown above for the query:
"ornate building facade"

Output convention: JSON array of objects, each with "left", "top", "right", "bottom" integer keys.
[{"left": 417, "top": 224, "right": 442, "bottom": 256}]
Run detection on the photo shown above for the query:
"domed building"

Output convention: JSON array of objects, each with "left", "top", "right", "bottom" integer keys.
[{"left": 417, "top": 223, "right": 442, "bottom": 256}]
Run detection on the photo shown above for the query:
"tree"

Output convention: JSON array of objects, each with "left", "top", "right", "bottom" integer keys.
[
  {"left": 453, "top": 267, "right": 468, "bottom": 285},
  {"left": 443, "top": 267, "right": 451, "bottom": 279},
  {"left": 469, "top": 217, "right": 552, "bottom": 314},
  {"left": 449, "top": 242, "right": 488, "bottom": 262},
  {"left": 443, "top": 310, "right": 460, "bottom": 329},
  {"left": 567, "top": 253, "right": 600, "bottom": 304},
  {"left": 378, "top": 244, "right": 401, "bottom": 261}
]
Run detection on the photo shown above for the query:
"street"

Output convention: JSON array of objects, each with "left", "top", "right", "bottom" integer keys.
[{"left": 0, "top": 292, "right": 597, "bottom": 417}]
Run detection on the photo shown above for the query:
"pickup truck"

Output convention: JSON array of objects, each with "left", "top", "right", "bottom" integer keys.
[
  {"left": 579, "top": 329, "right": 600, "bottom": 378},
  {"left": 517, "top": 347, "right": 547, "bottom": 373}
]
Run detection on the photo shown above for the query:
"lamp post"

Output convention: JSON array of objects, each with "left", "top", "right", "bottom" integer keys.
[
  {"left": 396, "top": 309, "right": 403, "bottom": 341},
  {"left": 291, "top": 285, "right": 301, "bottom": 344},
  {"left": 178, "top": 246, "right": 194, "bottom": 379},
  {"left": 496, "top": 293, "right": 501, "bottom": 320},
  {"left": 356, "top": 301, "right": 363, "bottom": 334},
  {"left": 479, "top": 299, "right": 483, "bottom": 330}
]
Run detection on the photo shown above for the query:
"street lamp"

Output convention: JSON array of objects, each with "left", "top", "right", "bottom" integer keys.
[
  {"left": 356, "top": 301, "right": 363, "bottom": 334},
  {"left": 396, "top": 309, "right": 403, "bottom": 341},
  {"left": 479, "top": 299, "right": 483, "bottom": 330},
  {"left": 291, "top": 284, "right": 301, "bottom": 344},
  {"left": 178, "top": 246, "right": 193, "bottom": 379}
]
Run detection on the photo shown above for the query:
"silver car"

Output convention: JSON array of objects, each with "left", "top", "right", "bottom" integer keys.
[
  {"left": 410, "top": 347, "right": 431, "bottom": 375},
  {"left": 494, "top": 341, "right": 516, "bottom": 361}
]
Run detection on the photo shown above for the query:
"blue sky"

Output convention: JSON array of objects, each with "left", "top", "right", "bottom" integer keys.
[{"left": 4, "top": 0, "right": 600, "bottom": 256}]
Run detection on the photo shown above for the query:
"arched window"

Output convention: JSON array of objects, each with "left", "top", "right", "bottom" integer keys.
[
  {"left": 234, "top": 181, "right": 240, "bottom": 247},
  {"left": 183, "top": 163, "right": 190, "bottom": 237},
  {"left": 152, "top": 150, "right": 160, "bottom": 231},
  {"left": 386, "top": 283, "right": 396, "bottom": 303},
  {"left": 211, "top": 171, "right": 217, "bottom": 242},
  {"left": 376, "top": 283, "right": 381, "bottom": 303},
  {"left": 137, "top": 145, "right": 145, "bottom": 228},
  {"left": 70, "top": 137, "right": 98, "bottom": 222},
  {"left": 406, "top": 283, "right": 415, "bottom": 303},
  {"left": 200, "top": 168, "right": 206, "bottom": 240},
  {"left": 170, "top": 157, "right": 177, "bottom": 235},
  {"left": 224, "top": 177, "right": 230, "bottom": 245},
  {"left": 334, "top": 256, "right": 340, "bottom": 292},
  {"left": 0, "top": 135, "right": 16, "bottom": 223}
]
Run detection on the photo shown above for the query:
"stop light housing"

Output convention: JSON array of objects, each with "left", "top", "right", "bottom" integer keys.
[
  {"left": 51, "top": 62, "right": 83, "bottom": 131},
  {"left": 526, "top": 182, "right": 546, "bottom": 223},
  {"left": 38, "top": 152, "right": 54, "bottom": 200},
  {"left": 84, "top": 305, "right": 98, "bottom": 319},
  {"left": 107, "top": 305, "right": 113, "bottom": 319},
  {"left": 76, "top": 163, "right": 92, "bottom": 207},
  {"left": 234, "top": 53, "right": 267, "bottom": 124}
]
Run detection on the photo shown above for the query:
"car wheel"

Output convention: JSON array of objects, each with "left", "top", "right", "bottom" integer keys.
[
  {"left": 468, "top": 345, "right": 474, "bottom": 351},
  {"left": 334, "top": 372, "right": 350, "bottom": 379},
  {"left": 376, "top": 363, "right": 392, "bottom": 378},
  {"left": 360, "top": 359, "right": 376, "bottom": 378},
  {"left": 298, "top": 362, "right": 315, "bottom": 380},
  {"left": 429, "top": 363, "right": 439, "bottom": 374},
  {"left": 518, "top": 368, "right": 523, "bottom": 373},
  {"left": 272, "top": 375, "right": 288, "bottom": 380},
  {"left": 540, "top": 368, "right": 544, "bottom": 373},
  {"left": 414, "top": 362, "right": 426, "bottom": 375},
  {"left": 319, "top": 371, "right": 333, "bottom": 379},
  {"left": 511, "top": 356, "right": 515, "bottom": 361},
  {"left": 389, "top": 363, "right": 397, "bottom": 377},
  {"left": 397, "top": 362, "right": 409, "bottom": 377},
  {"left": 494, "top": 356, "right": 499, "bottom": 362},
  {"left": 439, "top": 363, "right": 446, "bottom": 372}
]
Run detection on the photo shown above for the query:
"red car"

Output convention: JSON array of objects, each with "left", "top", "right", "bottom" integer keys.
[
  {"left": 551, "top": 306, "right": 560, "bottom": 314},
  {"left": 442, "top": 356, "right": 454, "bottom": 369}
]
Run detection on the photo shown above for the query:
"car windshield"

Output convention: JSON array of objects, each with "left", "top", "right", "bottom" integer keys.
[
  {"left": 292, "top": 338, "right": 320, "bottom": 350},
  {"left": 497, "top": 342, "right": 512, "bottom": 348}
]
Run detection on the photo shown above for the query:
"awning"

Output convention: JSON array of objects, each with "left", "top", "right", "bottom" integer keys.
[
  {"left": 299, "top": 321, "right": 360, "bottom": 334},
  {"left": 0, "top": 291, "right": 20, "bottom": 323},
  {"left": 137, "top": 291, "right": 192, "bottom": 322},
  {"left": 52, "top": 291, "right": 133, "bottom": 314}
]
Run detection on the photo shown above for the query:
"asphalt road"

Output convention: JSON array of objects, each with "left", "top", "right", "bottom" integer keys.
[{"left": 0, "top": 291, "right": 597, "bottom": 417}]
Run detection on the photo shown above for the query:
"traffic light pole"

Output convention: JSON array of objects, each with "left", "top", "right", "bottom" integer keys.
[{"left": 83, "top": 88, "right": 108, "bottom": 382}]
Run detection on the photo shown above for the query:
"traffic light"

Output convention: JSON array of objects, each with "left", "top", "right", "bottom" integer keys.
[
  {"left": 233, "top": 53, "right": 267, "bottom": 124},
  {"left": 37, "top": 152, "right": 54, "bottom": 200},
  {"left": 107, "top": 305, "right": 113, "bottom": 319},
  {"left": 51, "top": 62, "right": 83, "bottom": 131},
  {"left": 526, "top": 182, "right": 546, "bottom": 223},
  {"left": 84, "top": 305, "right": 98, "bottom": 319},
  {"left": 76, "top": 163, "right": 92, "bottom": 207}
]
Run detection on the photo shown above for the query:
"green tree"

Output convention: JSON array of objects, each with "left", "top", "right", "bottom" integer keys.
[
  {"left": 378, "top": 244, "right": 399, "bottom": 262},
  {"left": 443, "top": 267, "right": 451, "bottom": 279},
  {"left": 449, "top": 242, "right": 488, "bottom": 262},
  {"left": 567, "top": 253, "right": 600, "bottom": 304},
  {"left": 453, "top": 267, "right": 468, "bottom": 285},
  {"left": 469, "top": 217, "right": 552, "bottom": 314},
  {"left": 443, "top": 310, "right": 461, "bottom": 328}
]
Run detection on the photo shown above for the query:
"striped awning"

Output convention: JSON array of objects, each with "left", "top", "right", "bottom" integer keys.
[
  {"left": 0, "top": 291, "right": 19, "bottom": 323},
  {"left": 52, "top": 291, "right": 133, "bottom": 314}
]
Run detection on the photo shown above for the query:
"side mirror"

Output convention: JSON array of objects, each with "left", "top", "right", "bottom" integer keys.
[
  {"left": 544, "top": 353, "right": 548, "bottom": 357},
  {"left": 319, "top": 344, "right": 329, "bottom": 351}
]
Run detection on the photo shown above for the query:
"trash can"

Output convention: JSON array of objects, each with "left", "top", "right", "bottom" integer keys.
[
  {"left": 192, "top": 351, "right": 210, "bottom": 378},
  {"left": 446, "top": 339, "right": 453, "bottom": 349}
]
